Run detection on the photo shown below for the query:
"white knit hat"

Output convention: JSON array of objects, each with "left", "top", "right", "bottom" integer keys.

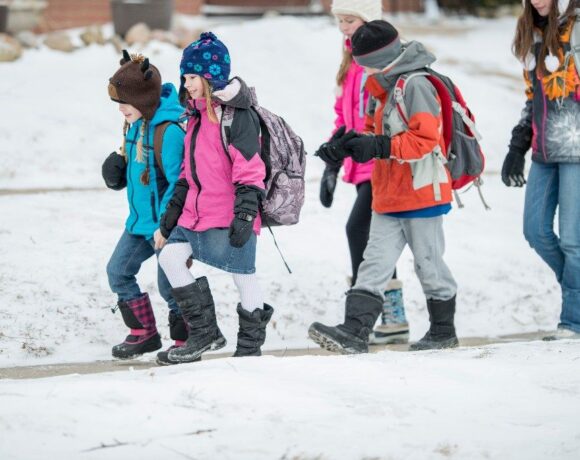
[{"left": 331, "top": 0, "right": 383, "bottom": 22}]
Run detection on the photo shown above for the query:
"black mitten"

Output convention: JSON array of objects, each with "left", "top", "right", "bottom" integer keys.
[
  {"left": 102, "top": 152, "right": 127, "bottom": 190},
  {"left": 160, "top": 178, "right": 189, "bottom": 238},
  {"left": 319, "top": 164, "right": 340, "bottom": 208},
  {"left": 229, "top": 185, "right": 262, "bottom": 248},
  {"left": 343, "top": 134, "right": 391, "bottom": 163},
  {"left": 315, "top": 127, "right": 359, "bottom": 167}
]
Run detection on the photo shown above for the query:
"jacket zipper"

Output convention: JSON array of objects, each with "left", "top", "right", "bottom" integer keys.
[
  {"left": 127, "top": 128, "right": 140, "bottom": 233},
  {"left": 189, "top": 117, "right": 203, "bottom": 220}
]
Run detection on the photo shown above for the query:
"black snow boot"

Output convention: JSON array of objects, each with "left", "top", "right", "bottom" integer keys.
[
  {"left": 308, "top": 290, "right": 383, "bottom": 354},
  {"left": 156, "top": 310, "right": 200, "bottom": 366},
  {"left": 167, "top": 277, "right": 226, "bottom": 363},
  {"left": 233, "top": 304, "right": 274, "bottom": 357},
  {"left": 112, "top": 293, "right": 162, "bottom": 359},
  {"left": 409, "top": 296, "right": 459, "bottom": 351}
]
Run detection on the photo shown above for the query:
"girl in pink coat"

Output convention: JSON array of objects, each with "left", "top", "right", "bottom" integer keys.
[
  {"left": 319, "top": 0, "right": 408, "bottom": 344},
  {"left": 157, "top": 32, "right": 274, "bottom": 364}
]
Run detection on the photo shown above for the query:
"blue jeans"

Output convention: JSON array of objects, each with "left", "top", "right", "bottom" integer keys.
[
  {"left": 524, "top": 162, "right": 580, "bottom": 333},
  {"left": 106, "top": 230, "right": 178, "bottom": 312}
]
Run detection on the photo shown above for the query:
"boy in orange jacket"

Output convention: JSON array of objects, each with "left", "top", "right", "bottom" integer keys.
[{"left": 310, "top": 20, "right": 458, "bottom": 353}]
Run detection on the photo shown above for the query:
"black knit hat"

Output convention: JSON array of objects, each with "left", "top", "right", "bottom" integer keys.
[
  {"left": 352, "top": 20, "right": 402, "bottom": 69},
  {"left": 108, "top": 50, "right": 162, "bottom": 120}
]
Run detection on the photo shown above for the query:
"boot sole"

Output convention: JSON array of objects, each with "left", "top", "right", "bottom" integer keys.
[
  {"left": 112, "top": 336, "right": 162, "bottom": 360},
  {"left": 156, "top": 355, "right": 201, "bottom": 366},
  {"left": 168, "top": 336, "right": 227, "bottom": 363},
  {"left": 409, "top": 338, "right": 459, "bottom": 351},
  {"left": 308, "top": 325, "right": 365, "bottom": 355}
]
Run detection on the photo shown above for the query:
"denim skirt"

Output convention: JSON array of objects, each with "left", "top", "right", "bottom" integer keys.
[{"left": 167, "top": 226, "right": 257, "bottom": 274}]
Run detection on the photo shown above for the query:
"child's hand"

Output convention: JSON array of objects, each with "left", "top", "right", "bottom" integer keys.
[
  {"left": 229, "top": 213, "right": 254, "bottom": 248},
  {"left": 315, "top": 127, "right": 359, "bottom": 167},
  {"left": 102, "top": 152, "right": 127, "bottom": 190},
  {"left": 344, "top": 134, "right": 391, "bottom": 163},
  {"left": 154, "top": 229, "right": 167, "bottom": 250}
]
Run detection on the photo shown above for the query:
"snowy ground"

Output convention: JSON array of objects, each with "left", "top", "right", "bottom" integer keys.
[{"left": 0, "top": 13, "right": 578, "bottom": 460}]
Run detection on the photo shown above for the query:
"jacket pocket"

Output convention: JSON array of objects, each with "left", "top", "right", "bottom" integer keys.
[{"left": 409, "top": 150, "right": 448, "bottom": 191}]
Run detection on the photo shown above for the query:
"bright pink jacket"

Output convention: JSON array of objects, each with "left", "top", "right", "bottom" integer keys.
[
  {"left": 177, "top": 98, "right": 265, "bottom": 234},
  {"left": 333, "top": 41, "right": 374, "bottom": 185}
]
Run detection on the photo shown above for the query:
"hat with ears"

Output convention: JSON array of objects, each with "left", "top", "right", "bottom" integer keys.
[
  {"left": 331, "top": 0, "right": 382, "bottom": 22},
  {"left": 108, "top": 50, "right": 161, "bottom": 120}
]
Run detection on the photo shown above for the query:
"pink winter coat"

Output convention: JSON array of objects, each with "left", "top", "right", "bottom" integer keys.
[
  {"left": 332, "top": 40, "right": 374, "bottom": 185},
  {"left": 177, "top": 89, "right": 266, "bottom": 234}
]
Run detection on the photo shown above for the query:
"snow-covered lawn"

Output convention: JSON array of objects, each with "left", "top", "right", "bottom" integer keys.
[
  {"left": 0, "top": 13, "right": 577, "bottom": 460},
  {"left": 1, "top": 341, "right": 579, "bottom": 459}
]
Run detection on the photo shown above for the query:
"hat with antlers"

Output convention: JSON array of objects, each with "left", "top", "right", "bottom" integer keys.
[{"left": 108, "top": 50, "right": 162, "bottom": 120}]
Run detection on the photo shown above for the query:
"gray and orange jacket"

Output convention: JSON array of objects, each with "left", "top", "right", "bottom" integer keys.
[
  {"left": 515, "top": 17, "right": 580, "bottom": 163},
  {"left": 364, "top": 41, "right": 452, "bottom": 213}
]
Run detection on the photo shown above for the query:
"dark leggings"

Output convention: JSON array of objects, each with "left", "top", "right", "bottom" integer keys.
[{"left": 346, "top": 181, "right": 397, "bottom": 286}]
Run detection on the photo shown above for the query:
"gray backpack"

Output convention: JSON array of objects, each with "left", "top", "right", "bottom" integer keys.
[{"left": 220, "top": 89, "right": 307, "bottom": 227}]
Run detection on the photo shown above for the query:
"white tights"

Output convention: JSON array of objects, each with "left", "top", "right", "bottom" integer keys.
[{"left": 159, "top": 242, "right": 264, "bottom": 311}]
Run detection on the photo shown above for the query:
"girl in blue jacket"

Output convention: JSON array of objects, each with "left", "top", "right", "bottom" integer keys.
[{"left": 103, "top": 51, "right": 185, "bottom": 363}]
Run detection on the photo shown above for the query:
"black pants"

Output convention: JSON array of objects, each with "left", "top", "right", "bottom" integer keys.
[{"left": 346, "top": 181, "right": 397, "bottom": 286}]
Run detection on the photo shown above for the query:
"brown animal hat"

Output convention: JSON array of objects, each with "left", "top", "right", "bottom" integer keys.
[{"left": 108, "top": 50, "right": 162, "bottom": 120}]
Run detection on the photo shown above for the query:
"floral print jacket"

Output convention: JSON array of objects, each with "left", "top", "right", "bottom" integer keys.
[{"left": 515, "top": 18, "right": 580, "bottom": 163}]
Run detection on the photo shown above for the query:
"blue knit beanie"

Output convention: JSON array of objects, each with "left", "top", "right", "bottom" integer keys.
[{"left": 180, "top": 32, "right": 231, "bottom": 96}]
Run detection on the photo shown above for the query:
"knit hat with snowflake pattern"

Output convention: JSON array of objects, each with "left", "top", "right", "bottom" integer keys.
[{"left": 179, "top": 32, "right": 231, "bottom": 98}]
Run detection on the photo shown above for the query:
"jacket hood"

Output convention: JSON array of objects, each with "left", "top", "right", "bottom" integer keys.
[
  {"left": 212, "top": 77, "right": 257, "bottom": 109},
  {"left": 149, "top": 83, "right": 183, "bottom": 126},
  {"left": 373, "top": 41, "right": 436, "bottom": 87}
]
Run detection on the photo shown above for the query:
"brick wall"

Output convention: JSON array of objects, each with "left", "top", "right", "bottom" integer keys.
[
  {"left": 41, "top": 0, "right": 203, "bottom": 32},
  {"left": 320, "top": 0, "right": 424, "bottom": 13},
  {"left": 40, "top": 0, "right": 424, "bottom": 32}
]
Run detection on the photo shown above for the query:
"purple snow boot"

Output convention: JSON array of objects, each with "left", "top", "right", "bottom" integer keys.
[{"left": 112, "top": 292, "right": 162, "bottom": 359}]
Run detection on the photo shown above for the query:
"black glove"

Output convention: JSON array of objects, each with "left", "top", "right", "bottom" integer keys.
[
  {"left": 102, "top": 152, "right": 127, "bottom": 190},
  {"left": 319, "top": 164, "right": 340, "bottom": 208},
  {"left": 160, "top": 178, "right": 189, "bottom": 238},
  {"left": 501, "top": 151, "right": 526, "bottom": 187},
  {"left": 229, "top": 185, "right": 262, "bottom": 248},
  {"left": 502, "top": 124, "right": 531, "bottom": 187},
  {"left": 343, "top": 134, "right": 391, "bottom": 163},
  {"left": 315, "top": 126, "right": 359, "bottom": 167},
  {"left": 228, "top": 214, "right": 255, "bottom": 248}
]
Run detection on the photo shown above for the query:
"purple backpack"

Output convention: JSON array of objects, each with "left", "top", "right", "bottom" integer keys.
[{"left": 220, "top": 89, "right": 307, "bottom": 227}]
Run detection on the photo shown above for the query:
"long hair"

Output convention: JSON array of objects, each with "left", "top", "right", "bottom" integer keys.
[
  {"left": 201, "top": 77, "right": 218, "bottom": 124},
  {"left": 513, "top": 0, "right": 576, "bottom": 74},
  {"left": 336, "top": 44, "right": 353, "bottom": 87}
]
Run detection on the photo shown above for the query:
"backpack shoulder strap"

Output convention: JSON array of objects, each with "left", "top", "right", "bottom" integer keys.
[
  {"left": 153, "top": 121, "right": 185, "bottom": 178},
  {"left": 153, "top": 121, "right": 173, "bottom": 178},
  {"left": 393, "top": 71, "right": 430, "bottom": 126}
]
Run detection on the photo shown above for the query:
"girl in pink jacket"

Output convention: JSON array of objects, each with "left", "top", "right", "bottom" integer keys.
[
  {"left": 318, "top": 0, "right": 408, "bottom": 344},
  {"left": 157, "top": 32, "right": 273, "bottom": 364}
]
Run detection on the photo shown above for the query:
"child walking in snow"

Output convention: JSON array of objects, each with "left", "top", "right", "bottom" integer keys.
[
  {"left": 157, "top": 32, "right": 274, "bottom": 364},
  {"left": 318, "top": 0, "right": 408, "bottom": 344},
  {"left": 502, "top": 0, "right": 580, "bottom": 340},
  {"left": 103, "top": 51, "right": 185, "bottom": 360},
  {"left": 311, "top": 20, "right": 458, "bottom": 353}
]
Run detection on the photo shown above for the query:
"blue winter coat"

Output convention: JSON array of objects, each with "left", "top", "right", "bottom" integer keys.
[{"left": 124, "top": 83, "right": 185, "bottom": 237}]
